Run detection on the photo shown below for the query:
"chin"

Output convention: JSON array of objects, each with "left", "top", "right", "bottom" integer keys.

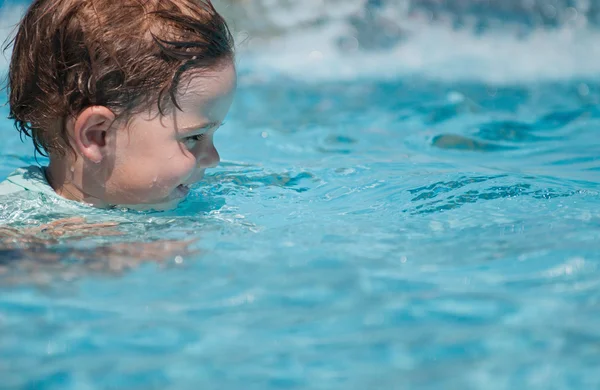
[
  {"left": 116, "top": 186, "right": 190, "bottom": 212},
  {"left": 119, "top": 197, "right": 185, "bottom": 212}
]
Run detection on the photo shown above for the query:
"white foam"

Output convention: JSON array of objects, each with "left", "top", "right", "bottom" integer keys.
[
  {"left": 238, "top": 20, "right": 600, "bottom": 84},
  {"left": 1, "top": 1, "right": 598, "bottom": 85}
]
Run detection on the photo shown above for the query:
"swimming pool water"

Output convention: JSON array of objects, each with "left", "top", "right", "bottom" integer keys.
[{"left": 1, "top": 2, "right": 600, "bottom": 389}]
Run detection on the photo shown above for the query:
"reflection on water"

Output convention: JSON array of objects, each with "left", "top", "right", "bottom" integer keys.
[{"left": 0, "top": 218, "right": 197, "bottom": 285}]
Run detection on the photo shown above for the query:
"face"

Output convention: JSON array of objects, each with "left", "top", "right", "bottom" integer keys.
[{"left": 96, "top": 61, "right": 236, "bottom": 210}]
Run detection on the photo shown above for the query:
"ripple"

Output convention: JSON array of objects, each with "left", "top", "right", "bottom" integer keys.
[
  {"left": 325, "top": 135, "right": 358, "bottom": 145},
  {"left": 474, "top": 120, "right": 560, "bottom": 143},
  {"left": 2, "top": 73, "right": 600, "bottom": 389},
  {"left": 317, "top": 134, "right": 357, "bottom": 154},
  {"left": 204, "top": 170, "right": 320, "bottom": 195},
  {"left": 534, "top": 107, "right": 597, "bottom": 130},
  {"left": 406, "top": 175, "right": 576, "bottom": 215},
  {"left": 408, "top": 175, "right": 503, "bottom": 201},
  {"left": 432, "top": 134, "right": 516, "bottom": 152}
]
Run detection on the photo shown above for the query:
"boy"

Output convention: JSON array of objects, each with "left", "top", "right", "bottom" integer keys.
[{"left": 1, "top": 0, "right": 236, "bottom": 212}]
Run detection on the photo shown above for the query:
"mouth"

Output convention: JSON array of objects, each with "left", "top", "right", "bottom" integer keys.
[
  {"left": 116, "top": 184, "right": 191, "bottom": 212},
  {"left": 176, "top": 184, "right": 190, "bottom": 198}
]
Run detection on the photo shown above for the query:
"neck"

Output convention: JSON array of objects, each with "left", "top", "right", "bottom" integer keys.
[{"left": 46, "top": 158, "right": 109, "bottom": 208}]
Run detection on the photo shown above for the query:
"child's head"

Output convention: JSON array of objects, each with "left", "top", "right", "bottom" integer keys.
[{"left": 8, "top": 0, "right": 236, "bottom": 209}]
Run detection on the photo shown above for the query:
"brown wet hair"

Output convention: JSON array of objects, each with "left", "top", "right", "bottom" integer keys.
[{"left": 5, "top": 0, "right": 234, "bottom": 157}]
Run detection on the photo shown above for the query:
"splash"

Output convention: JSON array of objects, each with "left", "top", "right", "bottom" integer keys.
[
  {"left": 226, "top": 0, "right": 600, "bottom": 84},
  {"left": 238, "top": 22, "right": 600, "bottom": 84},
  {"left": 0, "top": 0, "right": 598, "bottom": 84}
]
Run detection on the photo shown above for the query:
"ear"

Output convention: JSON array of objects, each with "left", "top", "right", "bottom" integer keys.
[{"left": 71, "top": 106, "right": 115, "bottom": 163}]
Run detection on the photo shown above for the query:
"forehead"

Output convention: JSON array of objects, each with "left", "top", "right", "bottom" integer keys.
[
  {"left": 122, "top": 60, "right": 236, "bottom": 134},
  {"left": 177, "top": 60, "right": 237, "bottom": 106}
]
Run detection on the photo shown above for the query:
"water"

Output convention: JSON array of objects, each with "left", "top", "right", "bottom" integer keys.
[{"left": 1, "top": 0, "right": 600, "bottom": 389}]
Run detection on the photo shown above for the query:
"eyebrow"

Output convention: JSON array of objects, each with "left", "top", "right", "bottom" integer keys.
[{"left": 179, "top": 122, "right": 220, "bottom": 133}]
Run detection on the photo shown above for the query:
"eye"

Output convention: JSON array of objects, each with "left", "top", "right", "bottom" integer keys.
[
  {"left": 187, "top": 134, "right": 205, "bottom": 142},
  {"left": 183, "top": 133, "right": 205, "bottom": 149}
]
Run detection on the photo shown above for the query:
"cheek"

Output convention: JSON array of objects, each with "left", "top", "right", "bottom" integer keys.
[
  {"left": 154, "top": 151, "right": 197, "bottom": 185},
  {"left": 109, "top": 144, "right": 196, "bottom": 198}
]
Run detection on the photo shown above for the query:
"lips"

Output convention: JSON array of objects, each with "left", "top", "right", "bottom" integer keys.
[
  {"left": 115, "top": 184, "right": 191, "bottom": 212},
  {"left": 176, "top": 184, "right": 190, "bottom": 197}
]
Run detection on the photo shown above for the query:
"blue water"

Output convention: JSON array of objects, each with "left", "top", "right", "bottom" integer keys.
[{"left": 2, "top": 2, "right": 600, "bottom": 389}]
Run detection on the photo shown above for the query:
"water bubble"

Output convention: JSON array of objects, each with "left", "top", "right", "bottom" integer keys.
[
  {"left": 578, "top": 83, "right": 589, "bottom": 96},
  {"left": 174, "top": 256, "right": 184, "bottom": 265},
  {"left": 261, "top": 131, "right": 269, "bottom": 139},
  {"left": 543, "top": 4, "right": 557, "bottom": 18},
  {"left": 308, "top": 50, "right": 324, "bottom": 61},
  {"left": 565, "top": 7, "right": 578, "bottom": 21},
  {"left": 447, "top": 91, "right": 465, "bottom": 104},
  {"left": 338, "top": 35, "right": 359, "bottom": 52}
]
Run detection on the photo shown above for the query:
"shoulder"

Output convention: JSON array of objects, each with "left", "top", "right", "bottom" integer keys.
[{"left": 0, "top": 166, "right": 54, "bottom": 196}]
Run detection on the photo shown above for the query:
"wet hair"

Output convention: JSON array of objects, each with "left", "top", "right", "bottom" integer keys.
[{"left": 5, "top": 0, "right": 234, "bottom": 157}]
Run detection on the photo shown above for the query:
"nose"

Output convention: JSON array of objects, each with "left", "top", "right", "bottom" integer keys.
[{"left": 197, "top": 141, "right": 220, "bottom": 169}]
